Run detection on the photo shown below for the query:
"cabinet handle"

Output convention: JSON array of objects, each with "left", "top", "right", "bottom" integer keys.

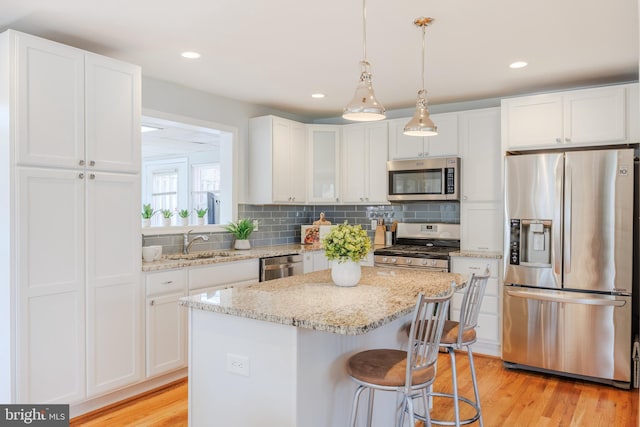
[
  {"left": 89, "top": 160, "right": 96, "bottom": 167},
  {"left": 477, "top": 246, "right": 489, "bottom": 250},
  {"left": 423, "top": 152, "right": 428, "bottom": 157},
  {"left": 89, "top": 174, "right": 96, "bottom": 180},
  {"left": 469, "top": 266, "right": 481, "bottom": 270},
  {"left": 78, "top": 173, "right": 84, "bottom": 179},
  {"left": 161, "top": 280, "right": 174, "bottom": 285},
  {"left": 565, "top": 137, "right": 571, "bottom": 143},
  {"left": 150, "top": 300, "right": 155, "bottom": 306},
  {"left": 336, "top": 197, "right": 339, "bottom": 202},
  {"left": 79, "top": 160, "right": 85, "bottom": 166},
  {"left": 555, "top": 137, "right": 562, "bottom": 143}
]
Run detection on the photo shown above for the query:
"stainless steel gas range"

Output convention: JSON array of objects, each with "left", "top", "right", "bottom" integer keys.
[{"left": 373, "top": 223, "right": 460, "bottom": 272}]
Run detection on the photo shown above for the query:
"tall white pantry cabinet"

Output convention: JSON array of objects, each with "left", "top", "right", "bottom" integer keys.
[{"left": 0, "top": 30, "right": 142, "bottom": 407}]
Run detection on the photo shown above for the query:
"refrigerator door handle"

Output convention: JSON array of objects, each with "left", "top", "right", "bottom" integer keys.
[
  {"left": 506, "top": 289, "right": 626, "bottom": 307},
  {"left": 553, "top": 158, "right": 563, "bottom": 276},
  {"left": 564, "top": 164, "right": 572, "bottom": 274}
]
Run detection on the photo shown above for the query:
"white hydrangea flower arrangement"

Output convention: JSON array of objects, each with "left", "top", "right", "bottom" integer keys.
[{"left": 322, "top": 221, "right": 371, "bottom": 263}]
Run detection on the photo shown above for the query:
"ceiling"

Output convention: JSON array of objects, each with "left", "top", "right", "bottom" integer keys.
[{"left": 2, "top": 0, "right": 638, "bottom": 119}]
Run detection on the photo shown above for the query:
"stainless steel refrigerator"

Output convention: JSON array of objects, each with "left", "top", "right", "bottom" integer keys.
[{"left": 503, "top": 148, "right": 636, "bottom": 388}]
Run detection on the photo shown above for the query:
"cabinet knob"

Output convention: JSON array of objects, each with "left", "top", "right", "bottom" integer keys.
[
  {"left": 565, "top": 137, "right": 571, "bottom": 143},
  {"left": 555, "top": 138, "right": 562, "bottom": 143},
  {"left": 336, "top": 197, "right": 339, "bottom": 202},
  {"left": 89, "top": 174, "right": 96, "bottom": 180},
  {"left": 150, "top": 300, "right": 155, "bottom": 306},
  {"left": 89, "top": 160, "right": 96, "bottom": 167},
  {"left": 463, "top": 195, "right": 468, "bottom": 200},
  {"left": 78, "top": 173, "right": 84, "bottom": 179},
  {"left": 79, "top": 160, "right": 85, "bottom": 166}
]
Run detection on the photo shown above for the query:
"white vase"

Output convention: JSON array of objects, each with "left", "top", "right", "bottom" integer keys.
[
  {"left": 179, "top": 217, "right": 189, "bottom": 226},
  {"left": 235, "top": 239, "right": 251, "bottom": 250},
  {"left": 197, "top": 217, "right": 205, "bottom": 225},
  {"left": 331, "top": 260, "right": 361, "bottom": 287},
  {"left": 142, "top": 218, "right": 151, "bottom": 228},
  {"left": 162, "top": 217, "right": 171, "bottom": 227}
]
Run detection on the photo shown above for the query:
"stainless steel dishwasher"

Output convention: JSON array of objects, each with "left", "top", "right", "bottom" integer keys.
[{"left": 259, "top": 254, "right": 303, "bottom": 281}]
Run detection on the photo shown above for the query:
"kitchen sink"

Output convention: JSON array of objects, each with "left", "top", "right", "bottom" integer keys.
[{"left": 165, "top": 251, "right": 235, "bottom": 261}]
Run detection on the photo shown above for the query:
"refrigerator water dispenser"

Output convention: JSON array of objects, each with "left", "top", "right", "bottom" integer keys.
[{"left": 509, "top": 219, "right": 552, "bottom": 266}]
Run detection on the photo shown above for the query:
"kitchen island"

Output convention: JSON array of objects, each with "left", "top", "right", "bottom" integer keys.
[{"left": 180, "top": 267, "right": 464, "bottom": 427}]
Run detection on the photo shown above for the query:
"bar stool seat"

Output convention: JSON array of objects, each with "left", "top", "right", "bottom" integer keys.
[{"left": 346, "top": 286, "right": 455, "bottom": 427}]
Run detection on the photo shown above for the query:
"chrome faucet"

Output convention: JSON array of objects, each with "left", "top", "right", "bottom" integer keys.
[{"left": 183, "top": 230, "right": 209, "bottom": 254}]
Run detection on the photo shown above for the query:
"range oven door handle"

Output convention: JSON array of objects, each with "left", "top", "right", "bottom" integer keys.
[{"left": 506, "top": 289, "right": 627, "bottom": 307}]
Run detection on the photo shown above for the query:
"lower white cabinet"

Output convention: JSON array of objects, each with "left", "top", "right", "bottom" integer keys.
[
  {"left": 188, "top": 259, "right": 259, "bottom": 293},
  {"left": 145, "top": 269, "right": 187, "bottom": 378},
  {"left": 450, "top": 257, "right": 501, "bottom": 357}
]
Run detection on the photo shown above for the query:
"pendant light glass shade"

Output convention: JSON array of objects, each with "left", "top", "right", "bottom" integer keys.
[
  {"left": 404, "top": 89, "right": 437, "bottom": 136},
  {"left": 342, "top": 0, "right": 385, "bottom": 121},
  {"left": 404, "top": 17, "right": 437, "bottom": 136},
  {"left": 343, "top": 60, "right": 386, "bottom": 121}
]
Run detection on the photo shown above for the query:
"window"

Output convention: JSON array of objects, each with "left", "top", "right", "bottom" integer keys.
[{"left": 192, "top": 163, "right": 220, "bottom": 224}]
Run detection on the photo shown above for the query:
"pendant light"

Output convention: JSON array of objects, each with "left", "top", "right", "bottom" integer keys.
[
  {"left": 342, "top": 0, "right": 385, "bottom": 121},
  {"left": 404, "top": 17, "right": 437, "bottom": 136}
]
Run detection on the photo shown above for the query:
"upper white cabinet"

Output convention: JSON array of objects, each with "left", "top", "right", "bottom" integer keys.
[
  {"left": 341, "top": 122, "right": 389, "bottom": 204},
  {"left": 0, "top": 30, "right": 142, "bottom": 407},
  {"left": 502, "top": 84, "right": 638, "bottom": 150},
  {"left": 388, "top": 112, "right": 459, "bottom": 159},
  {"left": 307, "top": 125, "right": 340, "bottom": 203},
  {"left": 249, "top": 115, "right": 307, "bottom": 204},
  {"left": 458, "top": 108, "right": 503, "bottom": 252},
  {"left": 15, "top": 31, "right": 140, "bottom": 173}
]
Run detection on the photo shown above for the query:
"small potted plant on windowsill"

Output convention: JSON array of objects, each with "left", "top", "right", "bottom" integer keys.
[
  {"left": 160, "top": 209, "right": 173, "bottom": 227},
  {"left": 141, "top": 204, "right": 157, "bottom": 227},
  {"left": 194, "top": 207, "right": 208, "bottom": 225},
  {"left": 178, "top": 209, "right": 190, "bottom": 226},
  {"left": 224, "top": 218, "right": 256, "bottom": 250}
]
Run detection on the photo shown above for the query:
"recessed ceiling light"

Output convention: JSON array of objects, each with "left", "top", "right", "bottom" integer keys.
[
  {"left": 181, "top": 51, "right": 201, "bottom": 59},
  {"left": 311, "top": 93, "right": 326, "bottom": 99},
  {"left": 509, "top": 61, "right": 528, "bottom": 69}
]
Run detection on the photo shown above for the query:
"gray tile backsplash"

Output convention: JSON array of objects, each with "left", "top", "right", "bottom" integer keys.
[{"left": 143, "top": 202, "right": 459, "bottom": 253}]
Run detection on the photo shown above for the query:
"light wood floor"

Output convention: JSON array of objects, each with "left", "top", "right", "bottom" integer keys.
[{"left": 70, "top": 353, "right": 638, "bottom": 427}]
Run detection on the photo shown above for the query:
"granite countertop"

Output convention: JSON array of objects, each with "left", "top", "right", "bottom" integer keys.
[
  {"left": 142, "top": 244, "right": 322, "bottom": 271},
  {"left": 179, "top": 267, "right": 465, "bottom": 335},
  {"left": 449, "top": 250, "right": 503, "bottom": 259}
]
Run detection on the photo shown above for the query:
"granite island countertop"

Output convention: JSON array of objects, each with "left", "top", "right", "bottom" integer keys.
[{"left": 179, "top": 267, "right": 464, "bottom": 335}]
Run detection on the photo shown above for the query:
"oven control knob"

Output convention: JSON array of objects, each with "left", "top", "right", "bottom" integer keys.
[
  {"left": 382, "top": 257, "right": 388, "bottom": 263},
  {"left": 406, "top": 259, "right": 412, "bottom": 265},
  {"left": 390, "top": 258, "right": 397, "bottom": 264},
  {"left": 421, "top": 259, "right": 428, "bottom": 266},
  {"left": 430, "top": 260, "right": 437, "bottom": 266}
]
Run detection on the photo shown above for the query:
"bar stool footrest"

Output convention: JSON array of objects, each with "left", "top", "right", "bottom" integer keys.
[{"left": 429, "top": 391, "right": 481, "bottom": 426}]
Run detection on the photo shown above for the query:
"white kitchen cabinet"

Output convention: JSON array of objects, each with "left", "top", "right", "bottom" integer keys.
[
  {"left": 388, "top": 112, "right": 459, "bottom": 159},
  {"left": 502, "top": 84, "right": 637, "bottom": 150},
  {"left": 249, "top": 115, "right": 306, "bottom": 204},
  {"left": 450, "top": 257, "right": 501, "bottom": 357},
  {"left": 307, "top": 125, "right": 341, "bottom": 203},
  {"left": 0, "top": 30, "right": 142, "bottom": 408},
  {"left": 16, "top": 168, "right": 86, "bottom": 404},
  {"left": 15, "top": 30, "right": 140, "bottom": 173},
  {"left": 458, "top": 108, "right": 503, "bottom": 252},
  {"left": 86, "top": 172, "right": 142, "bottom": 397},
  {"left": 188, "top": 258, "right": 259, "bottom": 293},
  {"left": 341, "top": 122, "right": 389, "bottom": 204},
  {"left": 145, "top": 269, "right": 187, "bottom": 378}
]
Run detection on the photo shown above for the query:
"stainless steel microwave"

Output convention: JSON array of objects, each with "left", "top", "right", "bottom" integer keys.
[{"left": 387, "top": 157, "right": 460, "bottom": 201}]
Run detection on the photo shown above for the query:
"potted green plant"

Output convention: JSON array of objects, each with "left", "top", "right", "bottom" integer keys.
[
  {"left": 160, "top": 209, "right": 173, "bottom": 226},
  {"left": 224, "top": 218, "right": 256, "bottom": 250},
  {"left": 141, "top": 203, "right": 157, "bottom": 227},
  {"left": 178, "top": 209, "right": 190, "bottom": 226},
  {"left": 194, "top": 207, "right": 208, "bottom": 225},
  {"left": 322, "top": 221, "right": 371, "bottom": 287}
]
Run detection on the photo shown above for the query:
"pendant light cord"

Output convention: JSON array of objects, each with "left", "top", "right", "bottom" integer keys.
[
  {"left": 421, "top": 24, "right": 426, "bottom": 92},
  {"left": 362, "top": 0, "right": 367, "bottom": 60}
]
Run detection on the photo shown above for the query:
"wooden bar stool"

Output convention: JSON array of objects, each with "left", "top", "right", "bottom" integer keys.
[
  {"left": 431, "top": 270, "right": 490, "bottom": 427},
  {"left": 346, "top": 285, "right": 455, "bottom": 427}
]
